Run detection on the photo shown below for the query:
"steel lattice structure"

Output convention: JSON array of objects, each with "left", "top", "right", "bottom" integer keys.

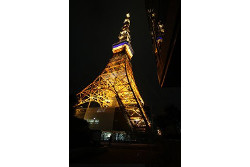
[{"left": 75, "top": 13, "right": 151, "bottom": 132}]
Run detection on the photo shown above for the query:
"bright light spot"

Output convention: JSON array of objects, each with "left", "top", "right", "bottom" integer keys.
[{"left": 157, "top": 129, "right": 162, "bottom": 136}]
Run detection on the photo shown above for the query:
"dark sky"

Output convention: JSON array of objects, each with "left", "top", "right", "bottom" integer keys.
[{"left": 70, "top": 0, "right": 180, "bottom": 115}]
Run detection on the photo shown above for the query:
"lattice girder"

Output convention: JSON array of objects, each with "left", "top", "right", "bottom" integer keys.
[
  {"left": 76, "top": 52, "right": 151, "bottom": 132},
  {"left": 75, "top": 13, "right": 151, "bottom": 132}
]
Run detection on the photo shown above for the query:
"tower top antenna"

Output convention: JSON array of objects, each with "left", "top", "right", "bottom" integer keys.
[
  {"left": 118, "top": 13, "right": 131, "bottom": 42},
  {"left": 112, "top": 13, "right": 134, "bottom": 59}
]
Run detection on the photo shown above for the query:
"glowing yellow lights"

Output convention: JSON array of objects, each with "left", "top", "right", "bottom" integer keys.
[
  {"left": 75, "top": 13, "right": 151, "bottom": 132},
  {"left": 112, "top": 44, "right": 133, "bottom": 59},
  {"left": 157, "top": 129, "right": 162, "bottom": 136},
  {"left": 118, "top": 13, "right": 131, "bottom": 43},
  {"left": 157, "top": 38, "right": 163, "bottom": 44}
]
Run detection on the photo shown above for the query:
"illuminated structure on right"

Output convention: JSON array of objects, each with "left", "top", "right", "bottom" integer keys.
[{"left": 145, "top": 0, "right": 181, "bottom": 87}]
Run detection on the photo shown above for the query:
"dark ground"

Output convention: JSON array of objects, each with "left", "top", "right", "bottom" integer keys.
[{"left": 70, "top": 140, "right": 180, "bottom": 167}]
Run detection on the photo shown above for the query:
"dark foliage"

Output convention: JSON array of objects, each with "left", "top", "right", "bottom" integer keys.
[{"left": 155, "top": 105, "right": 181, "bottom": 139}]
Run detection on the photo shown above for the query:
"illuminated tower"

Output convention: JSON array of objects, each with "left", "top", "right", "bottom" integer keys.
[
  {"left": 75, "top": 13, "right": 151, "bottom": 133},
  {"left": 145, "top": 0, "right": 181, "bottom": 87}
]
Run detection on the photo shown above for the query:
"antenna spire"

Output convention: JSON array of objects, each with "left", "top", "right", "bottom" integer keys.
[{"left": 118, "top": 13, "right": 131, "bottom": 42}]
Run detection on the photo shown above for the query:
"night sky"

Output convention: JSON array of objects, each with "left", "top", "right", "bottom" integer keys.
[{"left": 70, "top": 0, "right": 180, "bottom": 116}]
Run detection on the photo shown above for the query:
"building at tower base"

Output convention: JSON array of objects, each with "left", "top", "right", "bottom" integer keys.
[{"left": 83, "top": 106, "right": 132, "bottom": 141}]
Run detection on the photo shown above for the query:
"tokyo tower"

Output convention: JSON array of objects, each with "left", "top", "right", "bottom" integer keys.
[{"left": 75, "top": 13, "right": 151, "bottom": 133}]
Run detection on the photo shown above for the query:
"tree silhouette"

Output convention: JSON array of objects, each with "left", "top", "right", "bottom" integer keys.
[{"left": 155, "top": 105, "right": 181, "bottom": 139}]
